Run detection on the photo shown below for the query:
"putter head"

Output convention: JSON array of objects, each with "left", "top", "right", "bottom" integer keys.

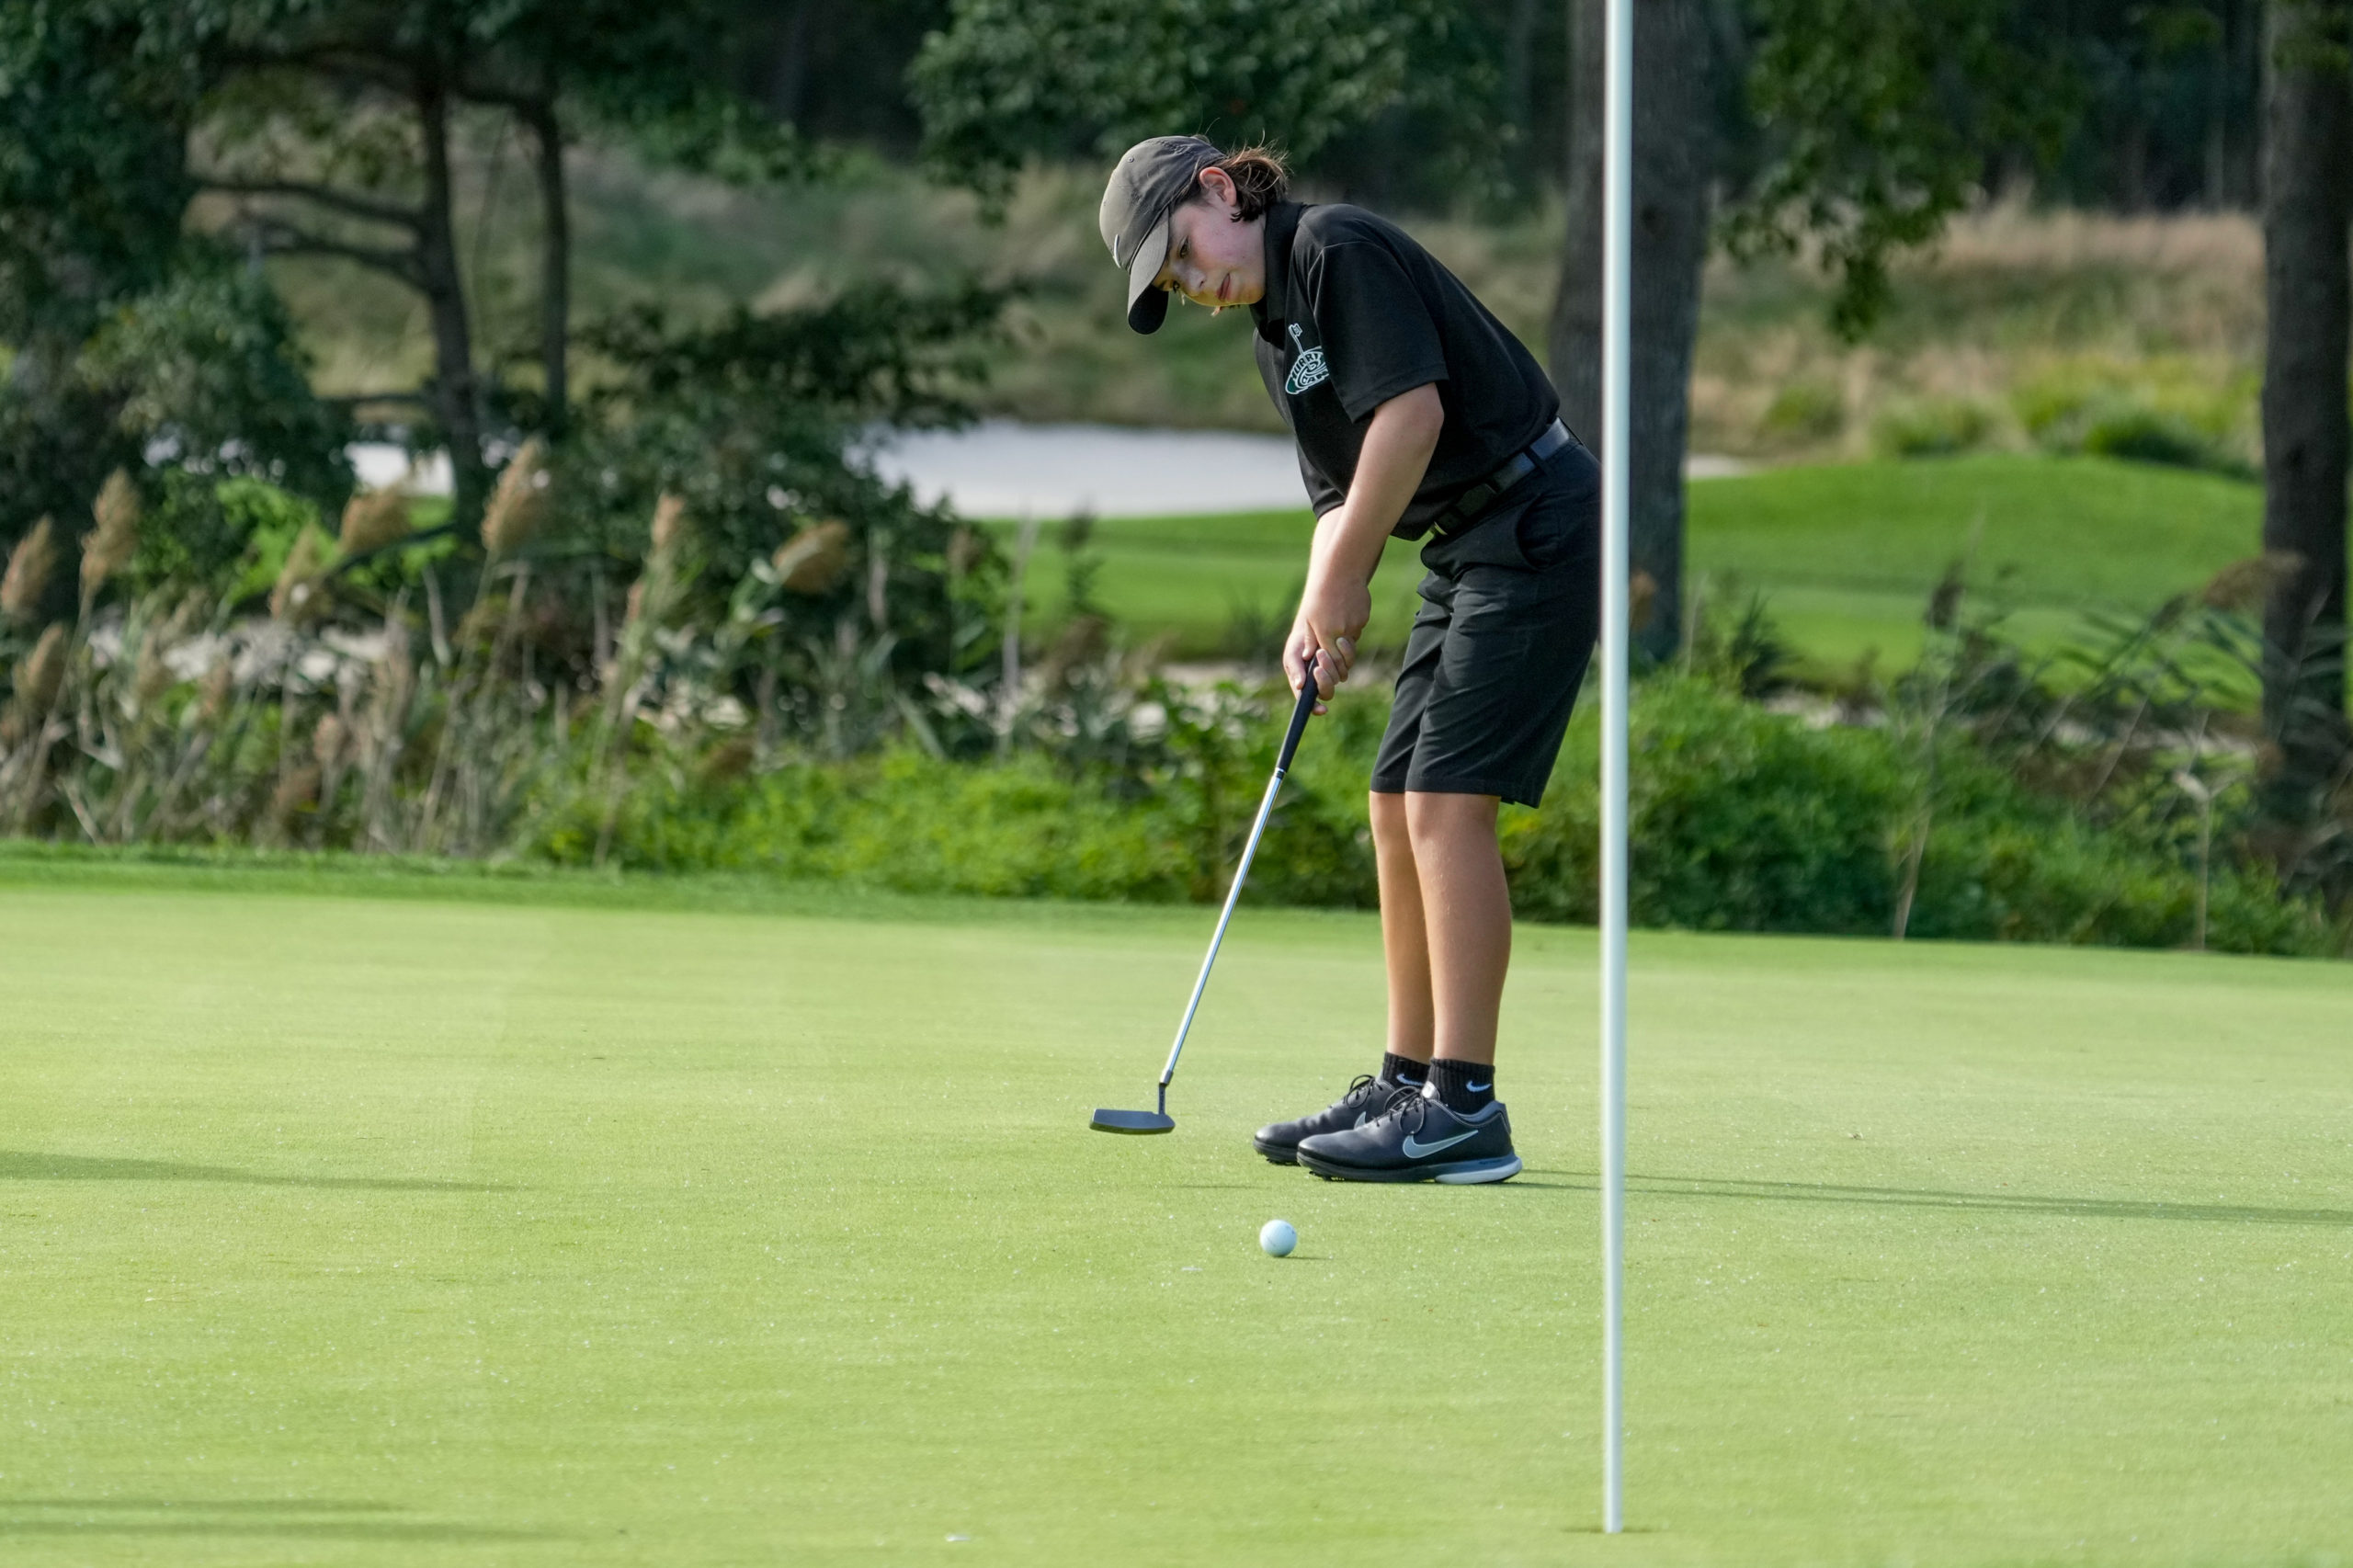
[{"left": 1090, "top": 1108, "right": 1176, "bottom": 1135}]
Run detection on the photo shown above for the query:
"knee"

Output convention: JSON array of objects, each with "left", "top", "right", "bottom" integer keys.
[
  {"left": 1404, "top": 790, "right": 1498, "bottom": 855},
  {"left": 1369, "top": 790, "right": 1413, "bottom": 856}
]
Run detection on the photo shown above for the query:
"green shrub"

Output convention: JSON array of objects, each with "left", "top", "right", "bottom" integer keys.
[
  {"left": 2011, "top": 363, "right": 2254, "bottom": 477},
  {"left": 524, "top": 675, "right": 2336, "bottom": 957},
  {"left": 1504, "top": 677, "right": 1904, "bottom": 932},
  {"left": 1870, "top": 398, "right": 1998, "bottom": 459},
  {"left": 2076, "top": 405, "right": 2240, "bottom": 473},
  {"left": 134, "top": 473, "right": 322, "bottom": 597},
  {"left": 1897, "top": 756, "right": 2325, "bottom": 953},
  {"left": 1756, "top": 381, "right": 1845, "bottom": 445},
  {"left": 533, "top": 750, "right": 1196, "bottom": 901},
  {"left": 1910, "top": 811, "right": 2269, "bottom": 949}
]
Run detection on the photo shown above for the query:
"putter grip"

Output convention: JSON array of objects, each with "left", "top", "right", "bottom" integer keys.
[{"left": 1276, "top": 654, "right": 1320, "bottom": 774}]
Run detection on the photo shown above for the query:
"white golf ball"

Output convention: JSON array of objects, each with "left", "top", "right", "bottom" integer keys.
[{"left": 1258, "top": 1219, "right": 1297, "bottom": 1257}]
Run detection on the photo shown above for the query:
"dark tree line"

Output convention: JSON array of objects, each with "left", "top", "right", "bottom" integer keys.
[{"left": 730, "top": 0, "right": 2270, "bottom": 215}]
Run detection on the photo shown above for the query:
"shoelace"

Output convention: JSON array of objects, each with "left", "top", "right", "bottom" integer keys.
[
  {"left": 1370, "top": 1084, "right": 1433, "bottom": 1133},
  {"left": 1337, "top": 1074, "right": 1383, "bottom": 1107}
]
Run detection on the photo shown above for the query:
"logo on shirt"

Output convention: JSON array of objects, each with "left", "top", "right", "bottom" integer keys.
[{"left": 1283, "top": 322, "right": 1331, "bottom": 396}]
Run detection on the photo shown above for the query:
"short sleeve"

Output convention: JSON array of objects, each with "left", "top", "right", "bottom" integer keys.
[
  {"left": 1307, "top": 242, "right": 1448, "bottom": 423},
  {"left": 1296, "top": 448, "right": 1343, "bottom": 516}
]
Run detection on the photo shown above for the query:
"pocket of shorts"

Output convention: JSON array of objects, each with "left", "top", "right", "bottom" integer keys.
[
  {"left": 1516, "top": 506, "right": 1590, "bottom": 573},
  {"left": 1516, "top": 447, "right": 1601, "bottom": 572}
]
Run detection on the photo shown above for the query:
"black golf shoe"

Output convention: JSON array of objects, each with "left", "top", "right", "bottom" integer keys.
[
  {"left": 1252, "top": 1074, "right": 1417, "bottom": 1165},
  {"left": 1295, "top": 1086, "right": 1521, "bottom": 1184}
]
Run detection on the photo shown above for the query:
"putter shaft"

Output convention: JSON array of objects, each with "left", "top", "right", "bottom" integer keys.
[
  {"left": 1157, "top": 766, "right": 1285, "bottom": 1088},
  {"left": 1155, "top": 666, "right": 1321, "bottom": 1092}
]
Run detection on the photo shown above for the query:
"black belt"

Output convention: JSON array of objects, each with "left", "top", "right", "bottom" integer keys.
[{"left": 1427, "top": 418, "right": 1574, "bottom": 540}]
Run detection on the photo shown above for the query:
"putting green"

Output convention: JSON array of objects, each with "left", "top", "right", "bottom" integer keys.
[{"left": 2, "top": 864, "right": 2348, "bottom": 1565}]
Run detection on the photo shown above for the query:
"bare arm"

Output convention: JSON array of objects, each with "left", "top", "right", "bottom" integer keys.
[{"left": 1290, "top": 381, "right": 1444, "bottom": 705}]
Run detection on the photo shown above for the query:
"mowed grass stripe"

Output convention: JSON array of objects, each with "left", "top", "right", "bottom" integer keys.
[{"left": 1, "top": 875, "right": 2347, "bottom": 1565}]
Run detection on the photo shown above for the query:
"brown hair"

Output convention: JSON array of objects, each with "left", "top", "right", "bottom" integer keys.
[{"left": 1195, "top": 143, "right": 1290, "bottom": 221}]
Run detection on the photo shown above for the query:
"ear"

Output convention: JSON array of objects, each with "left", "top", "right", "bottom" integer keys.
[{"left": 1195, "top": 165, "right": 1240, "bottom": 214}]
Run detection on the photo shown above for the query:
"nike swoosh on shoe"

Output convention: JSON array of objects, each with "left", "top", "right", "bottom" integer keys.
[{"left": 1399, "top": 1129, "right": 1480, "bottom": 1159}]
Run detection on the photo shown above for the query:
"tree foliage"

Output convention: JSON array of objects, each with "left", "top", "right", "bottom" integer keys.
[
  {"left": 910, "top": 0, "right": 1502, "bottom": 199},
  {"left": 0, "top": 0, "right": 199, "bottom": 346},
  {"left": 574, "top": 281, "right": 1005, "bottom": 587},
  {"left": 1727, "top": 0, "right": 2079, "bottom": 337},
  {"left": 85, "top": 253, "right": 352, "bottom": 501}
]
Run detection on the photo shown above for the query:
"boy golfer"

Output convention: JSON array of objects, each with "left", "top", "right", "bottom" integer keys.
[{"left": 1100, "top": 137, "right": 1599, "bottom": 1184}]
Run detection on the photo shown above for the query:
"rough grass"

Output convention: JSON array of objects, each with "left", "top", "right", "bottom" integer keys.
[
  {"left": 990, "top": 454, "right": 2260, "bottom": 669},
  {"left": 3, "top": 859, "right": 2348, "bottom": 1566}
]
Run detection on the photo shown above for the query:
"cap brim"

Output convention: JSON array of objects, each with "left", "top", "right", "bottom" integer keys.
[{"left": 1123, "top": 215, "right": 1172, "bottom": 335}]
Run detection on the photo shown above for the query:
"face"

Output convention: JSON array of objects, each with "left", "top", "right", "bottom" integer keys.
[{"left": 1152, "top": 167, "right": 1265, "bottom": 312}]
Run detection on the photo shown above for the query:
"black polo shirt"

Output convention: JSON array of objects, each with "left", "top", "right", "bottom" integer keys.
[{"left": 1249, "top": 201, "right": 1559, "bottom": 539}]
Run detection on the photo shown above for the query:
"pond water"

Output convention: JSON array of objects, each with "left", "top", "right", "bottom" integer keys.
[
  {"left": 860, "top": 420, "right": 1307, "bottom": 518},
  {"left": 347, "top": 423, "right": 1305, "bottom": 517},
  {"left": 351, "top": 424, "right": 1745, "bottom": 517}
]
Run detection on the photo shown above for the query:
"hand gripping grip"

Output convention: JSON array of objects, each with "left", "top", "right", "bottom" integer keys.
[{"left": 1277, "top": 654, "right": 1321, "bottom": 776}]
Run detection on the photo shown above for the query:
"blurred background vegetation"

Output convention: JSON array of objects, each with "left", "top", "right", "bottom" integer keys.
[{"left": 0, "top": 0, "right": 2343, "bottom": 953}]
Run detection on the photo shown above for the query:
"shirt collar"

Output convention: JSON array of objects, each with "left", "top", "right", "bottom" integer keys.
[{"left": 1251, "top": 202, "right": 1305, "bottom": 345}]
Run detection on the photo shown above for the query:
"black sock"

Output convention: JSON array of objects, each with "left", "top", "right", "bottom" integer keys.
[
  {"left": 1380, "top": 1052, "right": 1427, "bottom": 1090},
  {"left": 1427, "top": 1058, "right": 1495, "bottom": 1114}
]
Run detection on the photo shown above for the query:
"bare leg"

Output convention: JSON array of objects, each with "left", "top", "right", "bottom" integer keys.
[
  {"left": 1370, "top": 789, "right": 1434, "bottom": 1063},
  {"left": 1404, "top": 790, "right": 1509, "bottom": 1065}
]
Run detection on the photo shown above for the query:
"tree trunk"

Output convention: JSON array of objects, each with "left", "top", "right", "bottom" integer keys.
[
  {"left": 766, "top": 2, "right": 815, "bottom": 124},
  {"left": 1550, "top": 0, "right": 1714, "bottom": 663},
  {"left": 415, "top": 73, "right": 489, "bottom": 541},
  {"left": 2258, "top": 0, "right": 2353, "bottom": 805},
  {"left": 525, "top": 95, "right": 570, "bottom": 438},
  {"left": 1506, "top": 0, "right": 1543, "bottom": 134}
]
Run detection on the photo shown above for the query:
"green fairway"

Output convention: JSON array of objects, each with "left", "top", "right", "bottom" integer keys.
[
  {"left": 3, "top": 863, "right": 2349, "bottom": 1566},
  {"left": 995, "top": 455, "right": 2261, "bottom": 672}
]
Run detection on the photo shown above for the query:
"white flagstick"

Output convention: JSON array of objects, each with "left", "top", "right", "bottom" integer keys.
[{"left": 1598, "top": 0, "right": 1633, "bottom": 1538}]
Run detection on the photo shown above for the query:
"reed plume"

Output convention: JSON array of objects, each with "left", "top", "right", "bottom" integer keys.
[
  {"left": 2201, "top": 552, "right": 2302, "bottom": 614},
  {"left": 482, "top": 438, "right": 551, "bottom": 559},
  {"left": 2, "top": 517, "right": 56, "bottom": 625},
  {"left": 16, "top": 622, "right": 65, "bottom": 711},
  {"left": 338, "top": 489, "right": 412, "bottom": 557},
  {"left": 458, "top": 594, "right": 506, "bottom": 648},
  {"left": 651, "top": 492, "right": 688, "bottom": 555},
  {"left": 270, "top": 528, "right": 331, "bottom": 622},
  {"left": 313, "top": 711, "right": 348, "bottom": 768},
  {"left": 946, "top": 525, "right": 983, "bottom": 577},
  {"left": 618, "top": 494, "right": 688, "bottom": 641},
  {"left": 133, "top": 635, "right": 176, "bottom": 707},
  {"left": 371, "top": 634, "right": 415, "bottom": 723},
  {"left": 198, "top": 657, "right": 234, "bottom": 722},
  {"left": 270, "top": 764, "right": 321, "bottom": 830},
  {"left": 81, "top": 470, "right": 141, "bottom": 602},
  {"left": 4, "top": 621, "right": 68, "bottom": 742},
  {"left": 775, "top": 519, "right": 850, "bottom": 595},
  {"left": 131, "top": 593, "right": 201, "bottom": 708}
]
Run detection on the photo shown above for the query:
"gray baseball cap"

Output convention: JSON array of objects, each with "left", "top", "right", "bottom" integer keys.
[{"left": 1099, "top": 135, "right": 1220, "bottom": 335}]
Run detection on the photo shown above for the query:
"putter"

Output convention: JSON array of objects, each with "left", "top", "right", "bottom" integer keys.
[{"left": 1091, "top": 656, "right": 1324, "bottom": 1134}]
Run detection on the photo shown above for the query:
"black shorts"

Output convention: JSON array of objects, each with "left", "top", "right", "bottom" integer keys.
[{"left": 1370, "top": 439, "right": 1599, "bottom": 808}]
